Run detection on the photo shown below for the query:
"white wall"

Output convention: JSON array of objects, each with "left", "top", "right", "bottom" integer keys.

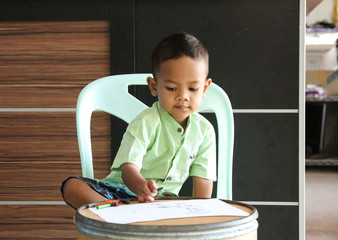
[{"left": 307, "top": 0, "right": 334, "bottom": 25}]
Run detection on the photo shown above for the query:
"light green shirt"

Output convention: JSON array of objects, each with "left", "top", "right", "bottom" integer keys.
[{"left": 103, "top": 102, "right": 216, "bottom": 196}]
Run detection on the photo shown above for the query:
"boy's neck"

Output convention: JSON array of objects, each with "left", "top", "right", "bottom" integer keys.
[
  {"left": 179, "top": 116, "right": 191, "bottom": 132},
  {"left": 180, "top": 119, "right": 188, "bottom": 131}
]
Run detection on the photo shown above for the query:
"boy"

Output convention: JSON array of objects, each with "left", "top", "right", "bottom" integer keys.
[{"left": 61, "top": 33, "right": 216, "bottom": 209}]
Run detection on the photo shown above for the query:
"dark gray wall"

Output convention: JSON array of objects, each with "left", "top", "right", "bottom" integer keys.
[
  {"left": 112, "top": 1, "right": 301, "bottom": 239},
  {"left": 110, "top": 1, "right": 300, "bottom": 239},
  {"left": 2, "top": 0, "right": 301, "bottom": 239}
]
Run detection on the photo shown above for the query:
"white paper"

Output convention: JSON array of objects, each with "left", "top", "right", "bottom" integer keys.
[{"left": 89, "top": 199, "right": 249, "bottom": 224}]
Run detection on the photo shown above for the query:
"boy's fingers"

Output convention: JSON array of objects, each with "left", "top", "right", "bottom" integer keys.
[
  {"left": 145, "top": 195, "right": 155, "bottom": 202},
  {"left": 138, "top": 192, "right": 155, "bottom": 202},
  {"left": 147, "top": 179, "right": 157, "bottom": 193},
  {"left": 144, "top": 188, "right": 156, "bottom": 197},
  {"left": 138, "top": 195, "right": 146, "bottom": 202}
]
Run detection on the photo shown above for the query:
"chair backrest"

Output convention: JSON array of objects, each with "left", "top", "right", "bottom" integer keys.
[{"left": 76, "top": 73, "right": 234, "bottom": 200}]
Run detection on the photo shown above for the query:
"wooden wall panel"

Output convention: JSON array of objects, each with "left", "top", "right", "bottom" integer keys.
[
  {"left": 0, "top": 21, "right": 110, "bottom": 108},
  {"left": 0, "top": 111, "right": 112, "bottom": 201},
  {"left": 0, "top": 205, "right": 76, "bottom": 239},
  {"left": 0, "top": 15, "right": 111, "bottom": 240},
  {"left": 0, "top": 112, "right": 111, "bottom": 159}
]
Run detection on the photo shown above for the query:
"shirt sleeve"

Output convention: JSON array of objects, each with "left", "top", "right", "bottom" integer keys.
[
  {"left": 189, "top": 124, "right": 217, "bottom": 181},
  {"left": 110, "top": 117, "right": 154, "bottom": 170}
]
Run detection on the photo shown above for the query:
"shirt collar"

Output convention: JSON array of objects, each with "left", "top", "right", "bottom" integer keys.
[{"left": 154, "top": 101, "right": 192, "bottom": 135}]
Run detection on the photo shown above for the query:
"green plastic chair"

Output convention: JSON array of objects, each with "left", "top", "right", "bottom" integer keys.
[{"left": 76, "top": 73, "right": 234, "bottom": 200}]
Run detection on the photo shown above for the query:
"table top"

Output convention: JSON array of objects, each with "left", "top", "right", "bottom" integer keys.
[{"left": 77, "top": 198, "right": 257, "bottom": 226}]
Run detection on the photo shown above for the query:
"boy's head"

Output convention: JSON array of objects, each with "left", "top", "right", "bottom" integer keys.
[
  {"left": 151, "top": 32, "right": 209, "bottom": 79},
  {"left": 147, "top": 33, "right": 212, "bottom": 128}
]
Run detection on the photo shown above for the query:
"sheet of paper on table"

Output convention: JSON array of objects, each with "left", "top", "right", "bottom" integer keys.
[{"left": 89, "top": 199, "right": 249, "bottom": 224}]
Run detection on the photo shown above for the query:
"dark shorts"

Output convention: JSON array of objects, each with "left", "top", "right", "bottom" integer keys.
[{"left": 61, "top": 176, "right": 137, "bottom": 209}]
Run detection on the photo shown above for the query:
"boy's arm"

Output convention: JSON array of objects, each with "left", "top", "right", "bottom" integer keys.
[
  {"left": 192, "top": 176, "right": 213, "bottom": 198},
  {"left": 122, "top": 162, "right": 158, "bottom": 202}
]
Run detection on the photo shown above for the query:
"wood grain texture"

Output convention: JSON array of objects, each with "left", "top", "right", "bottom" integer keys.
[
  {"left": 0, "top": 205, "right": 77, "bottom": 239},
  {"left": 0, "top": 111, "right": 112, "bottom": 201},
  {"left": 0, "top": 21, "right": 110, "bottom": 108},
  {"left": 0, "top": 20, "right": 113, "bottom": 238}
]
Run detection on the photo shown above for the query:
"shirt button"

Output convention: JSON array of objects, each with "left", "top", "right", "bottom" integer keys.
[
  {"left": 177, "top": 128, "right": 182, "bottom": 133},
  {"left": 166, "top": 176, "right": 172, "bottom": 181}
]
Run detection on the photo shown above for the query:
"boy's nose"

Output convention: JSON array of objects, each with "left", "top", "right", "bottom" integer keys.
[{"left": 176, "top": 89, "right": 189, "bottom": 101}]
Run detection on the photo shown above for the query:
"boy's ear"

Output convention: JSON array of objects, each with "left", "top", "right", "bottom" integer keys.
[
  {"left": 147, "top": 76, "right": 158, "bottom": 97},
  {"left": 202, "top": 78, "right": 212, "bottom": 98}
]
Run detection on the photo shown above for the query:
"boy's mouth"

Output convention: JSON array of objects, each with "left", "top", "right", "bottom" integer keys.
[{"left": 175, "top": 105, "right": 189, "bottom": 110}]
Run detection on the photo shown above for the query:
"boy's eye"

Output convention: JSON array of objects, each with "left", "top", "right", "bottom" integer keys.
[
  {"left": 166, "top": 87, "right": 177, "bottom": 91},
  {"left": 189, "top": 88, "right": 199, "bottom": 92}
]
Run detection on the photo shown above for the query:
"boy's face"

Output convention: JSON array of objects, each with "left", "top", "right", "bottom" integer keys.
[{"left": 147, "top": 56, "right": 211, "bottom": 127}]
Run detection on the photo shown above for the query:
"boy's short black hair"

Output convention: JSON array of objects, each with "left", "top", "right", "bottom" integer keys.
[{"left": 151, "top": 33, "right": 209, "bottom": 78}]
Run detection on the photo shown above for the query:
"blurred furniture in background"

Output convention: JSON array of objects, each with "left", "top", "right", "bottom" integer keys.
[{"left": 306, "top": 95, "right": 338, "bottom": 165}]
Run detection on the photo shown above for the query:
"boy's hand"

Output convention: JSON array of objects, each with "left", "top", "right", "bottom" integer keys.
[
  {"left": 121, "top": 163, "right": 158, "bottom": 202},
  {"left": 137, "top": 179, "right": 158, "bottom": 202}
]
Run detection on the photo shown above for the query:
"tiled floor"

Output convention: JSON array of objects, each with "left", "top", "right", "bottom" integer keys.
[{"left": 306, "top": 167, "right": 338, "bottom": 240}]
